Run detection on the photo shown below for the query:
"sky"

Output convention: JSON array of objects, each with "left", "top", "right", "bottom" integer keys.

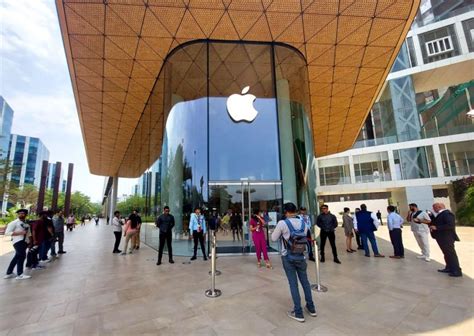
[{"left": 1, "top": 0, "right": 137, "bottom": 203}]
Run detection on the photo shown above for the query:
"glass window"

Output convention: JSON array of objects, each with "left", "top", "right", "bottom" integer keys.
[
  {"left": 419, "top": 25, "right": 460, "bottom": 63},
  {"left": 318, "top": 157, "right": 351, "bottom": 186},
  {"left": 462, "top": 18, "right": 474, "bottom": 53},
  {"left": 353, "top": 152, "right": 391, "bottom": 183},
  {"left": 393, "top": 146, "right": 437, "bottom": 180},
  {"left": 440, "top": 141, "right": 474, "bottom": 176}
]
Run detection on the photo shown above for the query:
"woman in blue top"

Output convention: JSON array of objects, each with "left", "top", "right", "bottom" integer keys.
[{"left": 190, "top": 207, "right": 207, "bottom": 261}]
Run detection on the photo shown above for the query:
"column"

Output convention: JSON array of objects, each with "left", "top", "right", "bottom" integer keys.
[
  {"left": 387, "top": 150, "right": 397, "bottom": 181},
  {"left": 169, "top": 145, "right": 183, "bottom": 235},
  {"left": 277, "top": 79, "right": 297, "bottom": 204},
  {"left": 51, "top": 161, "right": 62, "bottom": 212},
  {"left": 432, "top": 144, "right": 445, "bottom": 178},
  {"left": 107, "top": 176, "right": 118, "bottom": 225},
  {"left": 64, "top": 163, "right": 74, "bottom": 216},
  {"left": 36, "top": 160, "right": 49, "bottom": 213},
  {"left": 348, "top": 155, "right": 356, "bottom": 184}
]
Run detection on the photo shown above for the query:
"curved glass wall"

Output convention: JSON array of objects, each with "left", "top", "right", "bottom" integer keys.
[{"left": 142, "top": 41, "right": 316, "bottom": 256}]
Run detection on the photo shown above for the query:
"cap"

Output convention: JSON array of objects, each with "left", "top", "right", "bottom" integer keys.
[{"left": 16, "top": 208, "right": 28, "bottom": 215}]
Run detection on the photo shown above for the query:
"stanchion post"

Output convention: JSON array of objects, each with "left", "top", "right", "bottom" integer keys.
[
  {"left": 209, "top": 230, "right": 221, "bottom": 276},
  {"left": 205, "top": 234, "right": 222, "bottom": 298},
  {"left": 311, "top": 225, "right": 328, "bottom": 292}
]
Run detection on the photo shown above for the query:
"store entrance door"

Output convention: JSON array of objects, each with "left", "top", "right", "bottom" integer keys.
[{"left": 208, "top": 180, "right": 282, "bottom": 254}]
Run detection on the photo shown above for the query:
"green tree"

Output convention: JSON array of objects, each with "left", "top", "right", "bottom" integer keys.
[
  {"left": 116, "top": 195, "right": 146, "bottom": 215},
  {"left": 457, "top": 186, "right": 474, "bottom": 226},
  {"left": 9, "top": 184, "right": 39, "bottom": 208}
]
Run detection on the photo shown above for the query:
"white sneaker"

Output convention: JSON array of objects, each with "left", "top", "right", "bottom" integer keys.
[
  {"left": 4, "top": 273, "right": 16, "bottom": 279},
  {"left": 424, "top": 257, "right": 431, "bottom": 262},
  {"left": 416, "top": 255, "right": 425, "bottom": 259},
  {"left": 15, "top": 274, "right": 31, "bottom": 280}
]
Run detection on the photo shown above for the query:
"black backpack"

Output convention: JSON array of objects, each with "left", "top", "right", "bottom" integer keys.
[{"left": 283, "top": 219, "right": 307, "bottom": 260}]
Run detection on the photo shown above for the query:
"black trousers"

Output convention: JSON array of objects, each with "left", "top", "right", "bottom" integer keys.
[
  {"left": 113, "top": 232, "right": 122, "bottom": 252},
  {"left": 436, "top": 233, "right": 461, "bottom": 273},
  {"left": 26, "top": 246, "right": 39, "bottom": 268},
  {"left": 192, "top": 231, "right": 206, "bottom": 258},
  {"left": 7, "top": 240, "right": 27, "bottom": 276},
  {"left": 158, "top": 231, "right": 173, "bottom": 262},
  {"left": 355, "top": 231, "right": 362, "bottom": 247},
  {"left": 320, "top": 230, "right": 338, "bottom": 258},
  {"left": 389, "top": 228, "right": 404, "bottom": 257}
]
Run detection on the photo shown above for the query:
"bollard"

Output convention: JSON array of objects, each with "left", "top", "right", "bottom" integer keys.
[
  {"left": 311, "top": 226, "right": 328, "bottom": 293},
  {"left": 205, "top": 234, "right": 222, "bottom": 298},
  {"left": 208, "top": 231, "right": 221, "bottom": 276}
]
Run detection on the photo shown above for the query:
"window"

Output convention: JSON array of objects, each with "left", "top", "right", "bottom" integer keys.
[
  {"left": 462, "top": 19, "right": 474, "bottom": 53},
  {"left": 425, "top": 36, "right": 454, "bottom": 57},
  {"left": 440, "top": 141, "right": 474, "bottom": 176},
  {"left": 393, "top": 146, "right": 437, "bottom": 180},
  {"left": 353, "top": 152, "right": 391, "bottom": 183},
  {"left": 318, "top": 157, "right": 351, "bottom": 186}
]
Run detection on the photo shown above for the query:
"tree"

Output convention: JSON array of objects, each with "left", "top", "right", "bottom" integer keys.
[
  {"left": 116, "top": 195, "right": 146, "bottom": 215},
  {"left": 8, "top": 184, "right": 39, "bottom": 208}
]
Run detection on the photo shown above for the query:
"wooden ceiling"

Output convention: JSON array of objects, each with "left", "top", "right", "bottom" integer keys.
[{"left": 56, "top": 0, "right": 419, "bottom": 177}]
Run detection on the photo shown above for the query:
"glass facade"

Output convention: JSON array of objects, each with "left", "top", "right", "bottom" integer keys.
[
  {"left": 354, "top": 152, "right": 391, "bottom": 183},
  {"left": 393, "top": 146, "right": 437, "bottom": 180},
  {"left": 141, "top": 41, "right": 315, "bottom": 256},
  {"left": 318, "top": 157, "right": 351, "bottom": 186},
  {"left": 440, "top": 140, "right": 474, "bottom": 176}
]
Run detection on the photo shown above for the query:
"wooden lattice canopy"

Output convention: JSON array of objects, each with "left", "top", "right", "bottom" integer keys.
[{"left": 56, "top": 0, "right": 420, "bottom": 177}]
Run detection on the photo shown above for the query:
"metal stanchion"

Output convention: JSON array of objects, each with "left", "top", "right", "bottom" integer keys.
[
  {"left": 311, "top": 226, "right": 328, "bottom": 292},
  {"left": 208, "top": 231, "right": 221, "bottom": 276},
  {"left": 205, "top": 234, "right": 222, "bottom": 298}
]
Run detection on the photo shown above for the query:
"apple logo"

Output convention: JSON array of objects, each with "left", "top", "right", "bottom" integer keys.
[{"left": 226, "top": 86, "right": 258, "bottom": 122}]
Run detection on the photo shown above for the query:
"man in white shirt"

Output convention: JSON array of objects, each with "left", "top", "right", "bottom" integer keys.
[
  {"left": 387, "top": 206, "right": 405, "bottom": 259},
  {"left": 406, "top": 203, "right": 431, "bottom": 262},
  {"left": 112, "top": 211, "right": 123, "bottom": 254},
  {"left": 4, "top": 209, "right": 32, "bottom": 280}
]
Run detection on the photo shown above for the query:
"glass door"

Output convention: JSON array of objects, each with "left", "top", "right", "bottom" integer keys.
[{"left": 208, "top": 180, "right": 282, "bottom": 254}]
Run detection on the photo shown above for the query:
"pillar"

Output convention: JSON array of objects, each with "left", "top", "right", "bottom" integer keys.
[
  {"left": 63, "top": 163, "right": 74, "bottom": 216},
  {"left": 51, "top": 161, "right": 62, "bottom": 212},
  {"left": 108, "top": 176, "right": 118, "bottom": 225},
  {"left": 277, "top": 79, "right": 297, "bottom": 204},
  {"left": 36, "top": 160, "right": 49, "bottom": 214},
  {"left": 169, "top": 145, "right": 183, "bottom": 234}
]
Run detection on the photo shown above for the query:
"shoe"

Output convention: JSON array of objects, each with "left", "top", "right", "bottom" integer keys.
[
  {"left": 305, "top": 306, "right": 317, "bottom": 317},
  {"left": 374, "top": 254, "right": 385, "bottom": 258},
  {"left": 449, "top": 272, "right": 462, "bottom": 277},
  {"left": 287, "top": 311, "right": 305, "bottom": 323},
  {"left": 257, "top": 261, "right": 262, "bottom": 268},
  {"left": 120, "top": 252, "right": 126, "bottom": 255},
  {"left": 424, "top": 257, "right": 431, "bottom": 262},
  {"left": 135, "top": 246, "right": 140, "bottom": 250},
  {"left": 365, "top": 254, "right": 370, "bottom": 257},
  {"left": 438, "top": 268, "right": 451, "bottom": 273},
  {"left": 169, "top": 260, "right": 175, "bottom": 264},
  {"left": 389, "top": 256, "right": 401, "bottom": 259},
  {"left": 416, "top": 254, "right": 425, "bottom": 259},
  {"left": 203, "top": 257, "right": 208, "bottom": 261},
  {"left": 156, "top": 261, "right": 161, "bottom": 265},
  {"left": 190, "top": 256, "right": 197, "bottom": 261},
  {"left": 351, "top": 249, "right": 357, "bottom": 252},
  {"left": 113, "top": 250, "right": 120, "bottom": 254},
  {"left": 128, "top": 251, "right": 133, "bottom": 254},
  {"left": 308, "top": 257, "right": 316, "bottom": 262},
  {"left": 36, "top": 265, "right": 46, "bottom": 269},
  {"left": 334, "top": 259, "right": 341, "bottom": 264},
  {"left": 357, "top": 246, "right": 364, "bottom": 250},
  {"left": 15, "top": 274, "right": 31, "bottom": 280},
  {"left": 4, "top": 273, "right": 16, "bottom": 279},
  {"left": 58, "top": 251, "right": 67, "bottom": 254},
  {"left": 320, "top": 256, "right": 325, "bottom": 263},
  {"left": 346, "top": 249, "right": 353, "bottom": 253},
  {"left": 265, "top": 261, "right": 273, "bottom": 269}
]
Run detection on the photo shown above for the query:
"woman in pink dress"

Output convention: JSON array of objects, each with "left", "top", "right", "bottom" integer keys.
[{"left": 250, "top": 209, "right": 272, "bottom": 269}]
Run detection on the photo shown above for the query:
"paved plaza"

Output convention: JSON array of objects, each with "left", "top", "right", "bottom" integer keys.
[{"left": 0, "top": 220, "right": 473, "bottom": 335}]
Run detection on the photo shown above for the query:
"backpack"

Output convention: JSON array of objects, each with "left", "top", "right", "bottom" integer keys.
[{"left": 283, "top": 219, "right": 307, "bottom": 260}]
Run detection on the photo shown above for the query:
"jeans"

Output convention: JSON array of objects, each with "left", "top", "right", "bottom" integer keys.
[
  {"left": 360, "top": 231, "right": 380, "bottom": 256},
  {"left": 7, "top": 240, "right": 27, "bottom": 276},
  {"left": 319, "top": 230, "right": 338, "bottom": 258},
  {"left": 389, "top": 228, "right": 404, "bottom": 257},
  {"left": 26, "top": 246, "right": 39, "bottom": 268},
  {"left": 56, "top": 231, "right": 65, "bottom": 253},
  {"left": 158, "top": 231, "right": 173, "bottom": 262},
  {"left": 39, "top": 240, "right": 51, "bottom": 261},
  {"left": 281, "top": 256, "right": 315, "bottom": 316},
  {"left": 113, "top": 231, "right": 122, "bottom": 252}
]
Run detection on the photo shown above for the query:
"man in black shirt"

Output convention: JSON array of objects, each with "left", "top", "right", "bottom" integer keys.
[
  {"left": 316, "top": 204, "right": 341, "bottom": 264},
  {"left": 156, "top": 206, "right": 175, "bottom": 265}
]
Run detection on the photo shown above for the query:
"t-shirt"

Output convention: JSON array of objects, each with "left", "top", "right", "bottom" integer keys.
[
  {"left": 31, "top": 220, "right": 46, "bottom": 245},
  {"left": 52, "top": 215, "right": 65, "bottom": 232},
  {"left": 271, "top": 216, "right": 307, "bottom": 257},
  {"left": 409, "top": 210, "right": 431, "bottom": 233},
  {"left": 5, "top": 219, "right": 29, "bottom": 245}
]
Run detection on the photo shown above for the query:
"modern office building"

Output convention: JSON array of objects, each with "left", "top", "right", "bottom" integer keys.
[
  {"left": 57, "top": 0, "right": 420, "bottom": 254},
  {"left": 7, "top": 134, "right": 50, "bottom": 188},
  {"left": 46, "top": 162, "right": 66, "bottom": 193},
  {"left": 0, "top": 96, "right": 14, "bottom": 161},
  {"left": 316, "top": 0, "right": 474, "bottom": 216}
]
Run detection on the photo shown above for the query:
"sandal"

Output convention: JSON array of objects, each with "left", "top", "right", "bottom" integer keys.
[
  {"left": 265, "top": 261, "right": 273, "bottom": 269},
  {"left": 257, "top": 261, "right": 262, "bottom": 268},
  {"left": 346, "top": 249, "right": 353, "bottom": 253}
]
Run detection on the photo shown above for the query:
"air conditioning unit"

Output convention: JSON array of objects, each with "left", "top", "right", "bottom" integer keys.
[{"left": 425, "top": 36, "right": 454, "bottom": 57}]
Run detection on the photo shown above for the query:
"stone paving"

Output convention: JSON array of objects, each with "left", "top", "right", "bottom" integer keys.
[{"left": 0, "top": 220, "right": 472, "bottom": 335}]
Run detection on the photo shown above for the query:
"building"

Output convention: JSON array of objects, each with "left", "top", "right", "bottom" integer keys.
[
  {"left": 0, "top": 96, "right": 14, "bottom": 161},
  {"left": 57, "top": 0, "right": 420, "bottom": 255},
  {"left": 316, "top": 0, "right": 474, "bottom": 217},
  {"left": 46, "top": 162, "right": 66, "bottom": 193},
  {"left": 7, "top": 134, "right": 50, "bottom": 188}
]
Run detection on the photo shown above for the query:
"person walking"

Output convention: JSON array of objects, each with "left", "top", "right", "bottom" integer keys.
[
  {"left": 271, "top": 202, "right": 317, "bottom": 323},
  {"left": 376, "top": 210, "right": 383, "bottom": 226},
  {"left": 52, "top": 210, "right": 66, "bottom": 255},
  {"left": 354, "top": 204, "right": 384, "bottom": 258},
  {"left": 80, "top": 216, "right": 85, "bottom": 226},
  {"left": 316, "top": 204, "right": 341, "bottom": 264},
  {"left": 230, "top": 212, "right": 243, "bottom": 242},
  {"left": 250, "top": 209, "right": 272, "bottom": 269},
  {"left": 121, "top": 214, "right": 140, "bottom": 255},
  {"left": 156, "top": 206, "right": 175, "bottom": 265},
  {"left": 387, "top": 206, "right": 404, "bottom": 259},
  {"left": 190, "top": 207, "right": 207, "bottom": 261},
  {"left": 407, "top": 203, "right": 431, "bottom": 262},
  {"left": 132, "top": 210, "right": 142, "bottom": 250},
  {"left": 4, "top": 209, "right": 31, "bottom": 280},
  {"left": 66, "top": 214, "right": 75, "bottom": 231},
  {"left": 428, "top": 203, "right": 462, "bottom": 277},
  {"left": 342, "top": 208, "right": 356, "bottom": 253},
  {"left": 299, "top": 207, "right": 315, "bottom": 262},
  {"left": 112, "top": 211, "right": 123, "bottom": 253}
]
